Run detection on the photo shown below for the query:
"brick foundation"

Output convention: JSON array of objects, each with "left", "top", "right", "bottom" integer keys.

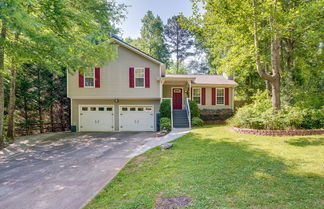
[{"left": 231, "top": 127, "right": 324, "bottom": 136}]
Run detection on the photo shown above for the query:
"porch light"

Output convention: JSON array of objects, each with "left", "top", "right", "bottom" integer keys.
[{"left": 114, "top": 98, "right": 119, "bottom": 103}]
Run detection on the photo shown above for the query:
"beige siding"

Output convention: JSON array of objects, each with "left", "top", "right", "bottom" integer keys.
[
  {"left": 68, "top": 45, "right": 161, "bottom": 99},
  {"left": 71, "top": 99, "right": 160, "bottom": 131},
  {"left": 197, "top": 87, "right": 234, "bottom": 110},
  {"left": 163, "top": 84, "right": 189, "bottom": 109}
]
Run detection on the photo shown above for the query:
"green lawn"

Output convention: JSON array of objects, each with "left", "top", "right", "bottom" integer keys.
[{"left": 85, "top": 125, "right": 324, "bottom": 209}]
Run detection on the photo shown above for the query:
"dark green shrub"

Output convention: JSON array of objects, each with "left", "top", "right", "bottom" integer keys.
[
  {"left": 160, "top": 117, "right": 172, "bottom": 132},
  {"left": 189, "top": 100, "right": 200, "bottom": 119},
  {"left": 228, "top": 91, "right": 324, "bottom": 130},
  {"left": 192, "top": 117, "right": 204, "bottom": 126},
  {"left": 160, "top": 99, "right": 171, "bottom": 119}
]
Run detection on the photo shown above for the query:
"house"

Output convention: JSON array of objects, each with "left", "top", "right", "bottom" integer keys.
[{"left": 67, "top": 37, "right": 238, "bottom": 132}]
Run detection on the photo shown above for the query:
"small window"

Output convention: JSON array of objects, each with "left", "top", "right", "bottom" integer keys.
[
  {"left": 193, "top": 88, "right": 201, "bottom": 104},
  {"left": 122, "top": 107, "right": 128, "bottom": 111},
  {"left": 135, "top": 68, "right": 144, "bottom": 88},
  {"left": 173, "top": 89, "right": 181, "bottom": 93},
  {"left": 90, "top": 107, "right": 96, "bottom": 111},
  {"left": 106, "top": 107, "right": 113, "bottom": 111},
  {"left": 217, "top": 88, "right": 225, "bottom": 105},
  {"left": 82, "top": 107, "right": 88, "bottom": 111},
  {"left": 138, "top": 107, "right": 144, "bottom": 111},
  {"left": 130, "top": 107, "right": 136, "bottom": 111},
  {"left": 84, "top": 70, "right": 94, "bottom": 87},
  {"left": 145, "top": 107, "right": 152, "bottom": 112},
  {"left": 98, "top": 107, "right": 105, "bottom": 111}
]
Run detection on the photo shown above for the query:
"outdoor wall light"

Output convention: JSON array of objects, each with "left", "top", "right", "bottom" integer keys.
[{"left": 114, "top": 98, "right": 119, "bottom": 103}]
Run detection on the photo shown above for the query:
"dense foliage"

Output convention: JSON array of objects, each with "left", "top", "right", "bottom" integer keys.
[
  {"left": 192, "top": 117, "right": 204, "bottom": 127},
  {"left": 189, "top": 100, "right": 200, "bottom": 119},
  {"left": 189, "top": 0, "right": 323, "bottom": 108},
  {"left": 160, "top": 117, "right": 171, "bottom": 132},
  {"left": 159, "top": 99, "right": 171, "bottom": 119},
  {"left": 229, "top": 92, "right": 324, "bottom": 130}
]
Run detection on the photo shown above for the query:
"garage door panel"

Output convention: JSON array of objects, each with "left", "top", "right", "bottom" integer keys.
[
  {"left": 119, "top": 106, "right": 154, "bottom": 131},
  {"left": 79, "top": 105, "right": 114, "bottom": 132}
]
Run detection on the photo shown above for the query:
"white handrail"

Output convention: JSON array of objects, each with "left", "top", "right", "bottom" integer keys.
[{"left": 186, "top": 98, "right": 191, "bottom": 128}]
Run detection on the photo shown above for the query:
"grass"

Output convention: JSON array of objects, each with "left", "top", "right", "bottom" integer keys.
[{"left": 85, "top": 125, "right": 324, "bottom": 209}]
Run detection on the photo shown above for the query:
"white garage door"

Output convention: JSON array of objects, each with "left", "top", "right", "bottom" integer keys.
[
  {"left": 119, "top": 105, "right": 154, "bottom": 131},
  {"left": 79, "top": 105, "right": 114, "bottom": 132}
]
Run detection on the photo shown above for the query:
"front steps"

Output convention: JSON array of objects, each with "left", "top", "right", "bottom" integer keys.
[{"left": 173, "top": 110, "right": 190, "bottom": 128}]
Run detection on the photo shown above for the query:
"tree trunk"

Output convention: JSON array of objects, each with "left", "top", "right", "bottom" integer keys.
[
  {"left": 176, "top": 26, "right": 179, "bottom": 73},
  {"left": 7, "top": 66, "right": 17, "bottom": 142},
  {"left": 23, "top": 96, "right": 29, "bottom": 135},
  {"left": 50, "top": 104, "right": 54, "bottom": 132},
  {"left": 37, "top": 67, "right": 44, "bottom": 133},
  {"left": 271, "top": 38, "right": 281, "bottom": 110},
  {"left": 0, "top": 20, "right": 7, "bottom": 146}
]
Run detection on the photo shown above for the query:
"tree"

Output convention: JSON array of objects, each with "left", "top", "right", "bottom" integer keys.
[
  {"left": 0, "top": 0, "right": 125, "bottom": 145},
  {"left": 189, "top": 0, "right": 323, "bottom": 110},
  {"left": 165, "top": 15, "right": 194, "bottom": 73}
]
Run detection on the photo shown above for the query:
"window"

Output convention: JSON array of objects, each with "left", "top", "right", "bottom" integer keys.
[
  {"left": 98, "top": 107, "right": 105, "bottom": 111},
  {"left": 84, "top": 69, "right": 94, "bottom": 87},
  {"left": 137, "top": 107, "right": 144, "bottom": 111},
  {"left": 130, "top": 107, "right": 136, "bottom": 111},
  {"left": 106, "top": 107, "right": 113, "bottom": 111},
  {"left": 122, "top": 107, "right": 128, "bottom": 111},
  {"left": 193, "top": 88, "right": 201, "bottom": 104},
  {"left": 90, "top": 107, "right": 96, "bottom": 111},
  {"left": 217, "top": 88, "right": 225, "bottom": 105},
  {"left": 135, "top": 68, "right": 144, "bottom": 88},
  {"left": 82, "top": 107, "right": 88, "bottom": 111}
]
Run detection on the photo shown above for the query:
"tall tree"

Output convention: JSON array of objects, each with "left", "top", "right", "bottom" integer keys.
[
  {"left": 190, "top": 0, "right": 323, "bottom": 110},
  {"left": 126, "top": 11, "right": 169, "bottom": 63},
  {"left": 0, "top": 0, "right": 125, "bottom": 145},
  {"left": 165, "top": 15, "right": 194, "bottom": 73}
]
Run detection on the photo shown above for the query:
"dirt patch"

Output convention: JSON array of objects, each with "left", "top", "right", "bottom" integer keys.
[
  {"left": 155, "top": 195, "right": 192, "bottom": 209},
  {"left": 134, "top": 156, "right": 148, "bottom": 166}
]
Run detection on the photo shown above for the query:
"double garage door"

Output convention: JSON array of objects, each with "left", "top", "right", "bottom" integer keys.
[{"left": 79, "top": 105, "right": 154, "bottom": 132}]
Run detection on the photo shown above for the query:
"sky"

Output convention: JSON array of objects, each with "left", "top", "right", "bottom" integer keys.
[{"left": 115, "top": 0, "right": 193, "bottom": 39}]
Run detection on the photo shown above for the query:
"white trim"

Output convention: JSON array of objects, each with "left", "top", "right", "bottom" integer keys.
[
  {"left": 171, "top": 87, "right": 184, "bottom": 109},
  {"left": 118, "top": 104, "right": 155, "bottom": 131},
  {"left": 134, "top": 67, "right": 145, "bottom": 88},
  {"left": 70, "top": 99, "right": 73, "bottom": 126},
  {"left": 192, "top": 87, "right": 201, "bottom": 105},
  {"left": 84, "top": 69, "right": 95, "bottom": 88},
  {"left": 216, "top": 88, "right": 225, "bottom": 105},
  {"left": 68, "top": 96, "right": 161, "bottom": 99},
  {"left": 78, "top": 104, "right": 115, "bottom": 132}
]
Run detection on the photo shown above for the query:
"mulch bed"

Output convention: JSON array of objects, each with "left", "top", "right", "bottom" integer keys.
[{"left": 231, "top": 127, "right": 324, "bottom": 136}]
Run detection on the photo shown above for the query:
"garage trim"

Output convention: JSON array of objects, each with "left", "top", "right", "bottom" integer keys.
[
  {"left": 118, "top": 104, "right": 155, "bottom": 131},
  {"left": 78, "top": 104, "right": 115, "bottom": 132}
]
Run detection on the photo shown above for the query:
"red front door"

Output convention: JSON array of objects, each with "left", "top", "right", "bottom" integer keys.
[{"left": 172, "top": 88, "right": 182, "bottom": 109}]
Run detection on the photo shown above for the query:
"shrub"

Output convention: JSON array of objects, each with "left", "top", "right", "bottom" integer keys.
[
  {"left": 189, "top": 100, "right": 200, "bottom": 119},
  {"left": 160, "top": 99, "right": 171, "bottom": 119},
  {"left": 192, "top": 117, "right": 204, "bottom": 127},
  {"left": 228, "top": 91, "right": 324, "bottom": 130},
  {"left": 160, "top": 117, "right": 172, "bottom": 132}
]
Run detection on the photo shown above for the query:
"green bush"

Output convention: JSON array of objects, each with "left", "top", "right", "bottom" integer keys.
[
  {"left": 189, "top": 100, "right": 200, "bottom": 119},
  {"left": 229, "top": 91, "right": 324, "bottom": 130},
  {"left": 160, "top": 117, "right": 172, "bottom": 132},
  {"left": 192, "top": 117, "right": 204, "bottom": 127},
  {"left": 160, "top": 99, "right": 171, "bottom": 119}
]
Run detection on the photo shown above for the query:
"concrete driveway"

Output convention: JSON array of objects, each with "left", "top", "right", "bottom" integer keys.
[{"left": 0, "top": 130, "right": 189, "bottom": 209}]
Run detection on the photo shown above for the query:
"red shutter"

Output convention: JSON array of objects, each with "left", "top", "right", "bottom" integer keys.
[
  {"left": 95, "top": 67, "right": 100, "bottom": 88},
  {"left": 212, "top": 88, "right": 216, "bottom": 105},
  {"left": 202, "top": 88, "right": 206, "bottom": 105},
  {"left": 145, "top": 68, "right": 150, "bottom": 88},
  {"left": 225, "top": 88, "right": 229, "bottom": 105},
  {"left": 129, "top": 67, "right": 134, "bottom": 88},
  {"left": 79, "top": 71, "right": 84, "bottom": 88}
]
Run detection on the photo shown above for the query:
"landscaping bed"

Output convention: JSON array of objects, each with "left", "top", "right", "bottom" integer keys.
[
  {"left": 84, "top": 125, "right": 324, "bottom": 208},
  {"left": 232, "top": 127, "right": 324, "bottom": 136}
]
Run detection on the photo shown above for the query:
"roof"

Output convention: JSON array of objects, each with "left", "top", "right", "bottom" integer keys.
[
  {"left": 111, "top": 35, "right": 165, "bottom": 66},
  {"left": 164, "top": 74, "right": 238, "bottom": 86}
]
